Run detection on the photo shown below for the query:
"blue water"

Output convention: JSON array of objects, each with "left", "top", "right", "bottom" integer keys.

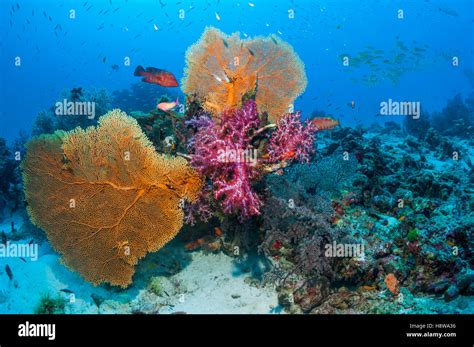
[{"left": 0, "top": 0, "right": 473, "bottom": 141}]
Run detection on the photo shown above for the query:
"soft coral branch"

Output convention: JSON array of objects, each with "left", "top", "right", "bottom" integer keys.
[
  {"left": 186, "top": 100, "right": 334, "bottom": 221},
  {"left": 186, "top": 100, "right": 263, "bottom": 220},
  {"left": 267, "top": 111, "right": 318, "bottom": 163}
]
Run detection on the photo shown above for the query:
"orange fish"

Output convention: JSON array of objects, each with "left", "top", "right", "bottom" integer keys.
[
  {"left": 214, "top": 227, "right": 223, "bottom": 237},
  {"left": 310, "top": 117, "right": 339, "bottom": 131},
  {"left": 134, "top": 65, "right": 179, "bottom": 87},
  {"left": 184, "top": 238, "right": 205, "bottom": 251}
]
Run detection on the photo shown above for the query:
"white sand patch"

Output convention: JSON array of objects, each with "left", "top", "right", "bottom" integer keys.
[
  {"left": 150, "top": 252, "right": 280, "bottom": 314},
  {"left": 0, "top": 234, "right": 280, "bottom": 314}
]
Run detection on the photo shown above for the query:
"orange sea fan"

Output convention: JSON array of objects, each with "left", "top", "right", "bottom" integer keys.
[
  {"left": 22, "top": 109, "right": 202, "bottom": 288},
  {"left": 182, "top": 27, "right": 307, "bottom": 122}
]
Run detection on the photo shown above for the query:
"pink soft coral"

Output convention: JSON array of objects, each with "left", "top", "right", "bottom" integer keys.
[
  {"left": 186, "top": 100, "right": 334, "bottom": 221},
  {"left": 187, "top": 100, "right": 263, "bottom": 220},
  {"left": 267, "top": 111, "right": 317, "bottom": 164}
]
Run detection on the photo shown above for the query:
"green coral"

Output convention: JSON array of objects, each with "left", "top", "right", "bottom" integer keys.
[
  {"left": 407, "top": 228, "right": 419, "bottom": 242},
  {"left": 34, "top": 293, "right": 66, "bottom": 314},
  {"left": 147, "top": 277, "right": 164, "bottom": 296}
]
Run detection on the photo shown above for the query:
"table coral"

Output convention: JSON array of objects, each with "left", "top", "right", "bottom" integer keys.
[
  {"left": 22, "top": 109, "right": 202, "bottom": 288},
  {"left": 182, "top": 26, "right": 307, "bottom": 122}
]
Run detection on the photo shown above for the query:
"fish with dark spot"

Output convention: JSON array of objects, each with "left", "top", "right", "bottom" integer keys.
[
  {"left": 19, "top": 257, "right": 26, "bottom": 263},
  {"left": 222, "top": 38, "right": 228, "bottom": 48},
  {"left": 247, "top": 48, "right": 255, "bottom": 56},
  {"left": 271, "top": 36, "right": 278, "bottom": 45},
  {"left": 5, "top": 265, "right": 13, "bottom": 281},
  {"left": 60, "top": 289, "right": 74, "bottom": 294},
  {"left": 1, "top": 231, "right": 6, "bottom": 244}
]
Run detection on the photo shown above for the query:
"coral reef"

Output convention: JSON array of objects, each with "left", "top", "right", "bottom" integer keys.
[
  {"left": 187, "top": 100, "right": 263, "bottom": 219},
  {"left": 404, "top": 93, "right": 474, "bottom": 141},
  {"left": 0, "top": 137, "right": 20, "bottom": 216},
  {"left": 22, "top": 109, "right": 202, "bottom": 287},
  {"left": 182, "top": 27, "right": 307, "bottom": 122},
  {"left": 267, "top": 112, "right": 317, "bottom": 163},
  {"left": 185, "top": 99, "right": 336, "bottom": 221},
  {"left": 32, "top": 88, "right": 111, "bottom": 135},
  {"left": 260, "top": 118, "right": 473, "bottom": 313},
  {"left": 432, "top": 93, "right": 474, "bottom": 139},
  {"left": 34, "top": 293, "right": 67, "bottom": 314}
]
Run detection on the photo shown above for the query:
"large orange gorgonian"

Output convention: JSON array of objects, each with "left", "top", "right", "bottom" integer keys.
[
  {"left": 182, "top": 26, "right": 307, "bottom": 122},
  {"left": 22, "top": 109, "right": 202, "bottom": 288}
]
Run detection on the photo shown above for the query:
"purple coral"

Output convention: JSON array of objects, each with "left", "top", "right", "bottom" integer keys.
[
  {"left": 267, "top": 112, "right": 317, "bottom": 163},
  {"left": 184, "top": 186, "right": 213, "bottom": 226},
  {"left": 186, "top": 100, "right": 325, "bottom": 221},
  {"left": 187, "top": 100, "right": 263, "bottom": 219}
]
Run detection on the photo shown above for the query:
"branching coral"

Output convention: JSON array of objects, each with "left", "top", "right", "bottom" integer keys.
[
  {"left": 267, "top": 112, "right": 318, "bottom": 163},
  {"left": 186, "top": 99, "right": 338, "bottom": 221},
  {"left": 182, "top": 27, "right": 307, "bottom": 122},
  {"left": 22, "top": 109, "right": 202, "bottom": 287},
  {"left": 187, "top": 100, "right": 263, "bottom": 219}
]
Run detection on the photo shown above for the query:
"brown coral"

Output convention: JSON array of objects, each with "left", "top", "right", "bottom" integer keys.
[
  {"left": 22, "top": 109, "right": 202, "bottom": 288},
  {"left": 182, "top": 27, "right": 307, "bottom": 122}
]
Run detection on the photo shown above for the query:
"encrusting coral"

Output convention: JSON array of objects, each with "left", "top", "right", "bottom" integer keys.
[
  {"left": 182, "top": 27, "right": 307, "bottom": 122},
  {"left": 22, "top": 109, "right": 202, "bottom": 288}
]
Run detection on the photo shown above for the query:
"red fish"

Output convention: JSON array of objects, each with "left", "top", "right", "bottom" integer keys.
[
  {"left": 134, "top": 65, "right": 179, "bottom": 87},
  {"left": 310, "top": 117, "right": 339, "bottom": 131}
]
